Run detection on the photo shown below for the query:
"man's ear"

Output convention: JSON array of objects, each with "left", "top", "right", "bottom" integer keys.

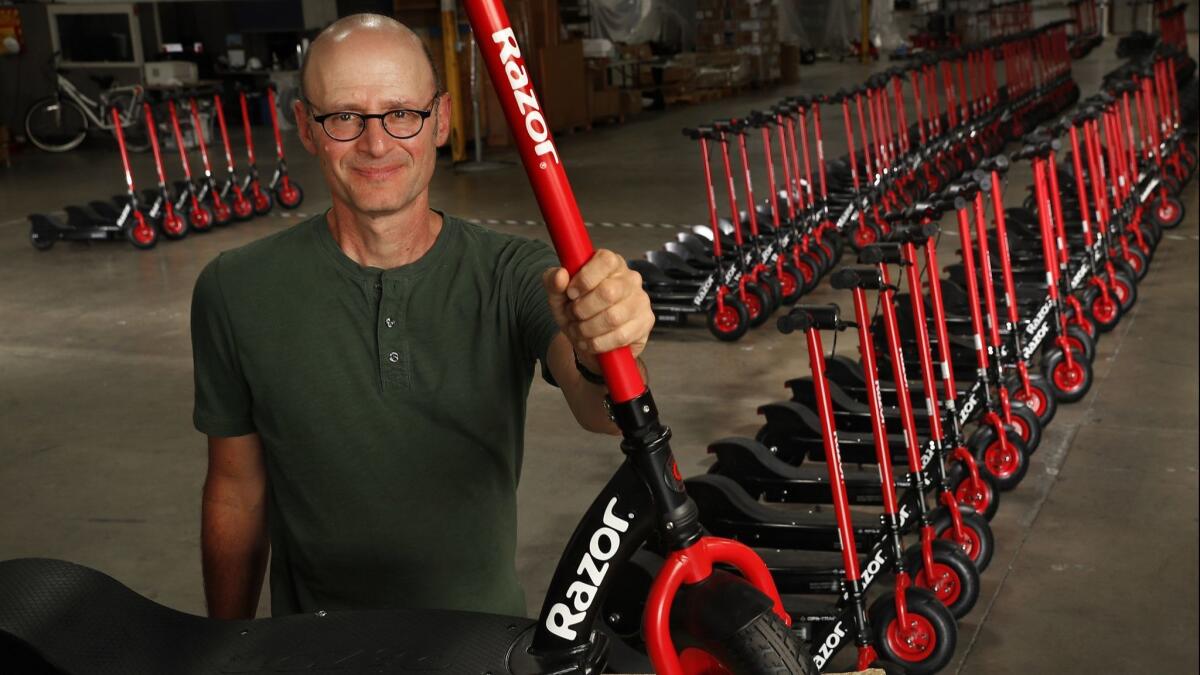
[
  {"left": 434, "top": 92, "right": 451, "bottom": 148},
  {"left": 294, "top": 100, "right": 317, "bottom": 155}
]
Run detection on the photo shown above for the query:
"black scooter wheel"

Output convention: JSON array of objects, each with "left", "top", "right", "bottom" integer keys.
[
  {"left": 822, "top": 229, "right": 845, "bottom": 263},
  {"left": 1043, "top": 347, "right": 1093, "bottom": 403},
  {"left": 933, "top": 505, "right": 997, "bottom": 572},
  {"left": 126, "top": 215, "right": 158, "bottom": 250},
  {"left": 947, "top": 462, "right": 1001, "bottom": 521},
  {"left": 1065, "top": 305, "right": 1098, "bottom": 342},
  {"left": 796, "top": 252, "right": 823, "bottom": 294},
  {"left": 742, "top": 282, "right": 773, "bottom": 328},
  {"left": 1123, "top": 246, "right": 1149, "bottom": 281},
  {"left": 1082, "top": 285, "right": 1122, "bottom": 333},
  {"left": 776, "top": 263, "right": 804, "bottom": 304},
  {"left": 1111, "top": 271, "right": 1137, "bottom": 314},
  {"left": 969, "top": 427, "right": 1029, "bottom": 491},
  {"left": 903, "top": 540, "right": 979, "bottom": 619},
  {"left": 252, "top": 187, "right": 274, "bottom": 216},
  {"left": 1149, "top": 195, "right": 1185, "bottom": 229},
  {"left": 1008, "top": 374, "right": 1057, "bottom": 427},
  {"left": 188, "top": 206, "right": 213, "bottom": 233},
  {"left": 868, "top": 588, "right": 957, "bottom": 675},
  {"left": 688, "top": 607, "right": 817, "bottom": 674},
  {"left": 707, "top": 295, "right": 750, "bottom": 342},
  {"left": 1064, "top": 324, "right": 1096, "bottom": 364},
  {"left": 850, "top": 221, "right": 882, "bottom": 251},
  {"left": 759, "top": 273, "right": 784, "bottom": 313},
  {"left": 160, "top": 212, "right": 188, "bottom": 240},
  {"left": 277, "top": 181, "right": 304, "bottom": 209},
  {"left": 1006, "top": 402, "right": 1042, "bottom": 454}
]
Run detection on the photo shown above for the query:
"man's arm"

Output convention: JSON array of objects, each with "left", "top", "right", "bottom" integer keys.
[
  {"left": 544, "top": 333, "right": 648, "bottom": 434},
  {"left": 541, "top": 249, "right": 655, "bottom": 434},
  {"left": 202, "top": 433, "right": 270, "bottom": 619}
]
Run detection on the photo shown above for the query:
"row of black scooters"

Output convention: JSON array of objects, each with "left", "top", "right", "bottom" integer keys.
[
  {"left": 29, "top": 85, "right": 304, "bottom": 251},
  {"left": 599, "top": 47, "right": 1196, "bottom": 674},
  {"left": 634, "top": 22, "right": 1081, "bottom": 341}
]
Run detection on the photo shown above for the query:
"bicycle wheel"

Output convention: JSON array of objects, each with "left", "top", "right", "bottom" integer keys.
[{"left": 25, "top": 97, "right": 88, "bottom": 152}]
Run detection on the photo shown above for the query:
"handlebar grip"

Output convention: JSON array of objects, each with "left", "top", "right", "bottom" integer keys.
[
  {"left": 831, "top": 267, "right": 885, "bottom": 291},
  {"left": 857, "top": 242, "right": 903, "bottom": 265},
  {"left": 778, "top": 304, "right": 842, "bottom": 334}
]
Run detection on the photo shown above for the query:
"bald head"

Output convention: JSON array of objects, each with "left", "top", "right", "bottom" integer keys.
[{"left": 300, "top": 13, "right": 441, "bottom": 105}]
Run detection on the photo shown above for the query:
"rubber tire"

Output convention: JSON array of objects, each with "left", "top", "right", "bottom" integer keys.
[
  {"left": 868, "top": 588, "right": 957, "bottom": 675},
  {"left": 1008, "top": 374, "right": 1058, "bottom": 427},
  {"left": 902, "top": 540, "right": 979, "bottom": 619},
  {"left": 776, "top": 263, "right": 804, "bottom": 304},
  {"left": 231, "top": 193, "right": 255, "bottom": 221},
  {"left": 946, "top": 461, "right": 1001, "bottom": 521},
  {"left": 682, "top": 609, "right": 817, "bottom": 675},
  {"left": 1043, "top": 347, "right": 1093, "bottom": 403},
  {"left": 1111, "top": 271, "right": 1138, "bottom": 314},
  {"left": 30, "top": 226, "right": 55, "bottom": 250},
  {"left": 1065, "top": 324, "right": 1096, "bottom": 364},
  {"left": 208, "top": 198, "right": 233, "bottom": 226},
  {"left": 968, "top": 426, "right": 1030, "bottom": 491},
  {"left": 159, "top": 211, "right": 188, "bottom": 240},
  {"left": 125, "top": 214, "right": 158, "bottom": 250},
  {"left": 187, "top": 205, "right": 213, "bottom": 233},
  {"left": 1006, "top": 402, "right": 1043, "bottom": 454},
  {"left": 24, "top": 96, "right": 88, "bottom": 153},
  {"left": 931, "top": 507, "right": 996, "bottom": 573},
  {"left": 707, "top": 294, "right": 750, "bottom": 342},
  {"left": 759, "top": 272, "right": 784, "bottom": 313},
  {"left": 743, "top": 282, "right": 773, "bottom": 328},
  {"left": 1124, "top": 246, "right": 1149, "bottom": 281},
  {"left": 253, "top": 188, "right": 274, "bottom": 216},
  {"left": 276, "top": 181, "right": 304, "bottom": 209},
  {"left": 796, "top": 252, "right": 823, "bottom": 294},
  {"left": 1083, "top": 285, "right": 1122, "bottom": 333},
  {"left": 1148, "top": 195, "right": 1185, "bottom": 229}
]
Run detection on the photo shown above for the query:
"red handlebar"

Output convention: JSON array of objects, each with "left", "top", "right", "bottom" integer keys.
[{"left": 463, "top": 0, "right": 644, "bottom": 403}]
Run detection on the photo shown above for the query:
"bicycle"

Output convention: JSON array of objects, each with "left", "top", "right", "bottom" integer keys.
[{"left": 23, "top": 53, "right": 150, "bottom": 153}]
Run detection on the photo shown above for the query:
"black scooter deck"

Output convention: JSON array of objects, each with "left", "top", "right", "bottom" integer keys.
[{"left": 0, "top": 558, "right": 533, "bottom": 675}]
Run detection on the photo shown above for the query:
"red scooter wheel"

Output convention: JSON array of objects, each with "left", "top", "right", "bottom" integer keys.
[
  {"left": 947, "top": 463, "right": 1000, "bottom": 521},
  {"left": 970, "top": 428, "right": 1029, "bottom": 491},
  {"left": 160, "top": 212, "right": 187, "bottom": 240},
  {"left": 741, "top": 282, "right": 772, "bottom": 328},
  {"left": 210, "top": 201, "right": 233, "bottom": 226},
  {"left": 933, "top": 507, "right": 996, "bottom": 571},
  {"left": 904, "top": 540, "right": 979, "bottom": 619},
  {"left": 189, "top": 206, "right": 213, "bottom": 232},
  {"left": 1149, "top": 195, "right": 1184, "bottom": 229},
  {"left": 1045, "top": 348, "right": 1093, "bottom": 403},
  {"left": 126, "top": 213, "right": 157, "bottom": 250},
  {"left": 706, "top": 295, "right": 749, "bottom": 342},
  {"left": 232, "top": 196, "right": 254, "bottom": 221},
  {"left": 868, "top": 589, "right": 956, "bottom": 675},
  {"left": 1009, "top": 375, "right": 1057, "bottom": 427},
  {"left": 252, "top": 187, "right": 273, "bottom": 216},
  {"left": 277, "top": 181, "right": 304, "bottom": 209},
  {"left": 775, "top": 263, "right": 803, "bottom": 304}
]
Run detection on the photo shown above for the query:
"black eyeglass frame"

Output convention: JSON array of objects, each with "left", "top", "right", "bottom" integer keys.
[{"left": 305, "top": 94, "right": 441, "bottom": 141}]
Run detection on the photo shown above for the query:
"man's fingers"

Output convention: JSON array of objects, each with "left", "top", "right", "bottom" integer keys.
[
  {"left": 570, "top": 270, "right": 640, "bottom": 321},
  {"left": 576, "top": 310, "right": 655, "bottom": 355},
  {"left": 543, "top": 267, "right": 572, "bottom": 323},
  {"left": 565, "top": 250, "right": 624, "bottom": 301},
  {"left": 572, "top": 293, "right": 645, "bottom": 339}
]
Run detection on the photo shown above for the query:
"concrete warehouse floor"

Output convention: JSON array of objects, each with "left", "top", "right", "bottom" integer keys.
[{"left": 1, "top": 35, "right": 1197, "bottom": 674}]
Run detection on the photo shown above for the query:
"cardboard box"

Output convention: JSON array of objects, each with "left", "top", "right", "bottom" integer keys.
[
  {"left": 538, "top": 40, "right": 589, "bottom": 132},
  {"left": 588, "top": 87, "right": 621, "bottom": 122}
]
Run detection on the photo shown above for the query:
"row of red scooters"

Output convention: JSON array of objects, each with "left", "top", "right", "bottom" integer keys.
[{"left": 29, "top": 86, "right": 304, "bottom": 251}]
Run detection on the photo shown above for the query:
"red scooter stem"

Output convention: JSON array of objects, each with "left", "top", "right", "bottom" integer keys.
[
  {"left": 189, "top": 99, "right": 217, "bottom": 178},
  {"left": 266, "top": 86, "right": 287, "bottom": 160},
  {"left": 167, "top": 101, "right": 195, "bottom": 181},
  {"left": 239, "top": 91, "right": 258, "bottom": 167},
  {"left": 760, "top": 127, "right": 783, "bottom": 229},
  {"left": 923, "top": 236, "right": 961, "bottom": 399},
  {"left": 735, "top": 131, "right": 760, "bottom": 237},
  {"left": 112, "top": 107, "right": 138, "bottom": 194},
  {"left": 797, "top": 106, "right": 816, "bottom": 208},
  {"left": 955, "top": 203, "right": 991, "bottom": 373},
  {"left": 715, "top": 129, "right": 746, "bottom": 247},
  {"left": 875, "top": 263, "right": 926, "bottom": 473},
  {"left": 811, "top": 103, "right": 830, "bottom": 202},
  {"left": 783, "top": 115, "right": 806, "bottom": 211},
  {"left": 808, "top": 313, "right": 868, "bottom": 576},
  {"left": 214, "top": 95, "right": 238, "bottom": 174},
  {"left": 145, "top": 103, "right": 170, "bottom": 186},
  {"left": 774, "top": 114, "right": 799, "bottom": 223},
  {"left": 900, "top": 241, "right": 946, "bottom": 440},
  {"left": 464, "top": 0, "right": 643, "bottom": 400},
  {"left": 697, "top": 138, "right": 725, "bottom": 261}
]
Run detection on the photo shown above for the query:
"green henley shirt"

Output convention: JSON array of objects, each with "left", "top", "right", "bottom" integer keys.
[{"left": 190, "top": 212, "right": 560, "bottom": 617}]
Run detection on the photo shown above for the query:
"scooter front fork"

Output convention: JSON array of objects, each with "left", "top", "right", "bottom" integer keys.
[{"left": 937, "top": 490, "right": 968, "bottom": 544}]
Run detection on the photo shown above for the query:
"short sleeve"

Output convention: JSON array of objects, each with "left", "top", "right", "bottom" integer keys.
[
  {"left": 508, "top": 238, "right": 562, "bottom": 386},
  {"left": 191, "top": 256, "right": 256, "bottom": 437}
]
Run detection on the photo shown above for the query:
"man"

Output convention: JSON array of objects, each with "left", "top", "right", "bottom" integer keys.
[{"left": 193, "top": 14, "right": 653, "bottom": 621}]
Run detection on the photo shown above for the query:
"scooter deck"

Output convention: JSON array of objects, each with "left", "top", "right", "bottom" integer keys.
[{"left": 0, "top": 558, "right": 533, "bottom": 675}]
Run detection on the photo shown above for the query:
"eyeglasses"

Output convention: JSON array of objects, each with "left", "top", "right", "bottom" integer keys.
[{"left": 307, "top": 95, "right": 440, "bottom": 142}]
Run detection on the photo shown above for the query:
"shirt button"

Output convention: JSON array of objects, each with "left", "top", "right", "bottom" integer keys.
[
  {"left": 388, "top": 352, "right": 399, "bottom": 363},
  {"left": 385, "top": 317, "right": 395, "bottom": 328}
]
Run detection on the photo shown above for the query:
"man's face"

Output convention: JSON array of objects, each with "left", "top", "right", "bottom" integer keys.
[{"left": 295, "top": 31, "right": 450, "bottom": 218}]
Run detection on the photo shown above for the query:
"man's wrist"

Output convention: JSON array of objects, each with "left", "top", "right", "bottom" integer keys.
[{"left": 574, "top": 352, "right": 607, "bottom": 386}]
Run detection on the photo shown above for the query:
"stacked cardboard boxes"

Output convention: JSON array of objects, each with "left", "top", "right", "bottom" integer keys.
[{"left": 693, "top": 0, "right": 780, "bottom": 89}]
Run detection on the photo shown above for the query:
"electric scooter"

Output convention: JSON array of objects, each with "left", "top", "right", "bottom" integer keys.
[
  {"left": 0, "top": 4, "right": 816, "bottom": 674},
  {"left": 165, "top": 97, "right": 213, "bottom": 233},
  {"left": 142, "top": 101, "right": 189, "bottom": 240},
  {"left": 213, "top": 93, "right": 255, "bottom": 221},
  {"left": 237, "top": 87, "right": 274, "bottom": 216},
  {"left": 266, "top": 83, "right": 304, "bottom": 209},
  {"left": 28, "top": 105, "right": 157, "bottom": 250},
  {"left": 187, "top": 95, "right": 233, "bottom": 226}
]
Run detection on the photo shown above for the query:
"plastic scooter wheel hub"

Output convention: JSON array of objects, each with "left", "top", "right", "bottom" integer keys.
[
  {"left": 916, "top": 564, "right": 962, "bottom": 607},
  {"left": 940, "top": 523, "right": 981, "bottom": 562},
  {"left": 714, "top": 305, "right": 740, "bottom": 334},
  {"left": 1053, "top": 360, "right": 1086, "bottom": 393},
  {"left": 887, "top": 613, "right": 937, "bottom": 661},
  {"left": 953, "top": 482, "right": 992, "bottom": 523},
  {"left": 984, "top": 440, "right": 1020, "bottom": 480}
]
